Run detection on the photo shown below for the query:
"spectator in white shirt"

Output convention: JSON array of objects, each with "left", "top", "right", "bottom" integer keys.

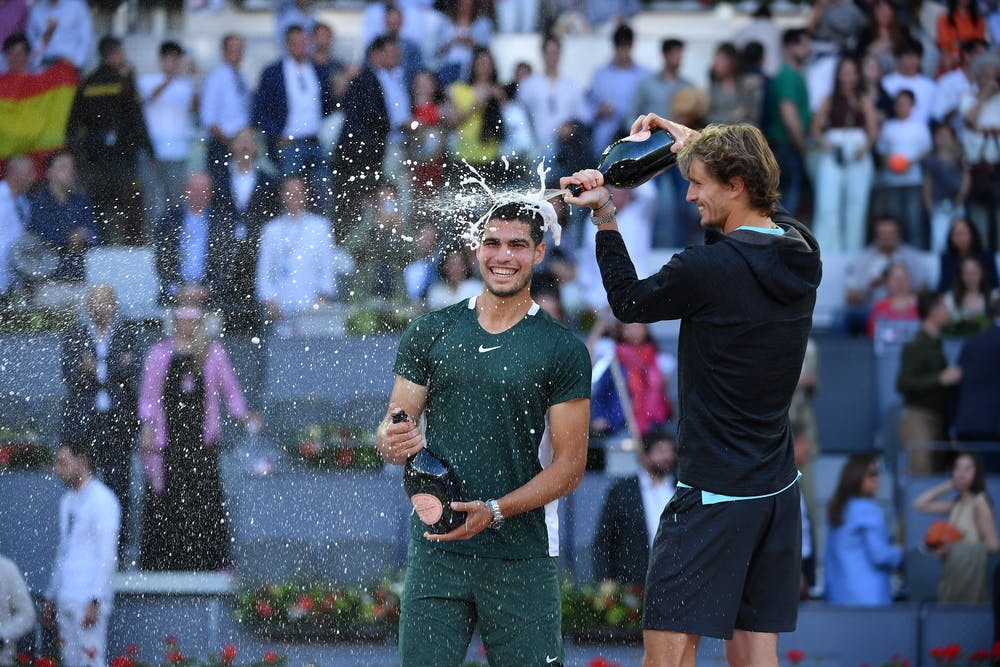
[
  {"left": 200, "top": 33, "right": 251, "bottom": 182},
  {"left": 517, "top": 34, "right": 587, "bottom": 163},
  {"left": 0, "top": 554, "right": 35, "bottom": 664},
  {"left": 587, "top": 24, "right": 649, "bottom": 157},
  {"left": 0, "top": 155, "right": 36, "bottom": 295},
  {"left": 933, "top": 39, "right": 988, "bottom": 133},
  {"left": 256, "top": 175, "right": 354, "bottom": 323},
  {"left": 881, "top": 39, "right": 938, "bottom": 125},
  {"left": 43, "top": 441, "right": 120, "bottom": 667},
  {"left": 26, "top": 0, "right": 92, "bottom": 70},
  {"left": 139, "top": 40, "right": 197, "bottom": 226}
]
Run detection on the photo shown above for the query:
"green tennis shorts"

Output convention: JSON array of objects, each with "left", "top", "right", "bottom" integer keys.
[{"left": 398, "top": 541, "right": 563, "bottom": 667}]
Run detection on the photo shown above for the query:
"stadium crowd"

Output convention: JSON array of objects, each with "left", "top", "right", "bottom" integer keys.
[{"left": 1, "top": 0, "right": 1000, "bottom": 644}]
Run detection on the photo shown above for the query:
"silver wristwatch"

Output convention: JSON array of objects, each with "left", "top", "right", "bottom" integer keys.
[
  {"left": 591, "top": 205, "right": 618, "bottom": 226},
  {"left": 485, "top": 499, "right": 504, "bottom": 530}
]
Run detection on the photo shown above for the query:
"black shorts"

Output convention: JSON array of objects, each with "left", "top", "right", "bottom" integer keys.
[{"left": 643, "top": 484, "right": 801, "bottom": 640}]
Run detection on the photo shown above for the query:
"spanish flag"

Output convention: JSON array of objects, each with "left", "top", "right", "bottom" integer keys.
[{"left": 0, "top": 61, "right": 78, "bottom": 160}]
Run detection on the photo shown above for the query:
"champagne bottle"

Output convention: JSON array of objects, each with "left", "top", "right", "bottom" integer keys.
[
  {"left": 395, "top": 410, "right": 467, "bottom": 534},
  {"left": 567, "top": 127, "right": 677, "bottom": 196}
]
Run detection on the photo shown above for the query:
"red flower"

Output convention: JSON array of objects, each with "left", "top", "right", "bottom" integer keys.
[
  {"left": 970, "top": 650, "right": 990, "bottom": 662},
  {"left": 588, "top": 658, "right": 620, "bottom": 667},
  {"left": 255, "top": 599, "right": 274, "bottom": 619},
  {"left": 125, "top": 644, "right": 139, "bottom": 656},
  {"left": 111, "top": 656, "right": 135, "bottom": 667},
  {"left": 263, "top": 651, "right": 280, "bottom": 664},
  {"left": 33, "top": 658, "right": 57, "bottom": 667},
  {"left": 0, "top": 445, "right": 12, "bottom": 466},
  {"left": 993, "top": 641, "right": 1000, "bottom": 659},
  {"left": 944, "top": 645, "right": 961, "bottom": 660},
  {"left": 167, "top": 650, "right": 186, "bottom": 663},
  {"left": 15, "top": 654, "right": 31, "bottom": 665},
  {"left": 787, "top": 649, "right": 806, "bottom": 665},
  {"left": 220, "top": 644, "right": 238, "bottom": 663},
  {"left": 295, "top": 593, "right": 314, "bottom": 613},
  {"left": 335, "top": 448, "right": 355, "bottom": 468},
  {"left": 299, "top": 440, "right": 319, "bottom": 458}
]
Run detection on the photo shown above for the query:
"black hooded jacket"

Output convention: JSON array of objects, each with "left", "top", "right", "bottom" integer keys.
[{"left": 595, "top": 210, "right": 821, "bottom": 496}]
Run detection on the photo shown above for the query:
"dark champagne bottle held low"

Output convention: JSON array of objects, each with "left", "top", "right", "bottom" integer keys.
[
  {"left": 395, "top": 410, "right": 467, "bottom": 534},
  {"left": 567, "top": 127, "right": 677, "bottom": 196}
]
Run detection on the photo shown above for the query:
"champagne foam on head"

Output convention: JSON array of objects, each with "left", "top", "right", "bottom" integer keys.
[{"left": 458, "top": 159, "right": 561, "bottom": 249}]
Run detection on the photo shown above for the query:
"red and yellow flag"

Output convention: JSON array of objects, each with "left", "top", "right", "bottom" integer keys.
[{"left": 0, "top": 60, "right": 78, "bottom": 160}]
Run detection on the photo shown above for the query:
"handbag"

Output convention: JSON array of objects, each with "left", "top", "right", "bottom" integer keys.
[{"left": 968, "top": 132, "right": 1000, "bottom": 202}]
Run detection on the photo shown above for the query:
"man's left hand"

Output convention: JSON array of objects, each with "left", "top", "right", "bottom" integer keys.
[
  {"left": 424, "top": 501, "right": 494, "bottom": 542},
  {"left": 83, "top": 600, "right": 99, "bottom": 628}
]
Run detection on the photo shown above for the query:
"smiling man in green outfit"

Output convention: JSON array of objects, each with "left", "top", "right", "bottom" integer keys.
[{"left": 376, "top": 202, "right": 592, "bottom": 667}]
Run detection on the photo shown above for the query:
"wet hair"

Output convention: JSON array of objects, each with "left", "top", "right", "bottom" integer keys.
[
  {"left": 678, "top": 123, "right": 780, "bottom": 216},
  {"left": 98, "top": 35, "right": 122, "bottom": 61},
  {"left": 58, "top": 439, "right": 94, "bottom": 468},
  {"left": 487, "top": 202, "right": 545, "bottom": 245},
  {"left": 159, "top": 40, "right": 184, "bottom": 57},
  {"left": 2, "top": 33, "right": 29, "bottom": 53},
  {"left": 827, "top": 453, "right": 879, "bottom": 527},
  {"left": 917, "top": 289, "right": 944, "bottom": 320}
]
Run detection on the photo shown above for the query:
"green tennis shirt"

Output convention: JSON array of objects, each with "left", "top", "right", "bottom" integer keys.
[{"left": 393, "top": 296, "right": 592, "bottom": 559}]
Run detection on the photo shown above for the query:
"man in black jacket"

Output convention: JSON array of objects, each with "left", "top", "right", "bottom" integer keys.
[
  {"left": 593, "top": 430, "right": 676, "bottom": 587},
  {"left": 61, "top": 284, "right": 140, "bottom": 555},
  {"left": 953, "top": 302, "right": 1000, "bottom": 471},
  {"left": 563, "top": 118, "right": 821, "bottom": 667}
]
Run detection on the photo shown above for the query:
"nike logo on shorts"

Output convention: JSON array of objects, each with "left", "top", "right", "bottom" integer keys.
[{"left": 478, "top": 345, "right": 502, "bottom": 353}]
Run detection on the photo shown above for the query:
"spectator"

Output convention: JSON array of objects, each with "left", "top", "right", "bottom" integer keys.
[
  {"left": 858, "top": 0, "right": 912, "bottom": 79},
  {"left": 347, "top": 182, "right": 411, "bottom": 300},
  {"left": 26, "top": 151, "right": 96, "bottom": 281},
  {"left": 586, "top": 24, "right": 647, "bottom": 158},
  {"left": 763, "top": 28, "right": 811, "bottom": 218},
  {"left": 874, "top": 89, "right": 933, "bottom": 248},
  {"left": 433, "top": 0, "right": 494, "bottom": 87},
  {"left": 199, "top": 34, "right": 251, "bottom": 182},
  {"left": 312, "top": 22, "right": 345, "bottom": 90},
  {"left": 805, "top": 0, "right": 866, "bottom": 110},
  {"left": 43, "top": 440, "right": 120, "bottom": 666},
  {"left": 937, "top": 217, "right": 999, "bottom": 293},
  {"left": 866, "top": 262, "right": 919, "bottom": 337},
  {"left": 630, "top": 38, "right": 692, "bottom": 248},
  {"left": 66, "top": 35, "right": 151, "bottom": 244},
  {"left": 944, "top": 255, "right": 998, "bottom": 332},
  {"left": 333, "top": 35, "right": 406, "bottom": 244},
  {"left": 933, "top": 39, "right": 988, "bottom": 133},
  {"left": 811, "top": 55, "right": 879, "bottom": 254},
  {"left": 789, "top": 338, "right": 820, "bottom": 512},
  {"left": 494, "top": 0, "right": 536, "bottom": 33},
  {"left": 587, "top": 317, "right": 627, "bottom": 437},
  {"left": 913, "top": 451, "right": 1000, "bottom": 603},
  {"left": 0, "top": 553, "right": 35, "bottom": 664},
  {"left": 615, "top": 321, "right": 673, "bottom": 435},
  {"left": 936, "top": 0, "right": 986, "bottom": 74},
  {"left": 61, "top": 283, "right": 140, "bottom": 555},
  {"left": 582, "top": 0, "right": 639, "bottom": 33},
  {"left": 425, "top": 246, "right": 482, "bottom": 310},
  {"left": 402, "top": 222, "right": 441, "bottom": 306},
  {"left": 730, "top": 2, "right": 782, "bottom": 77},
  {"left": 517, "top": 34, "right": 588, "bottom": 164},
  {"left": 0, "top": 154, "right": 35, "bottom": 295},
  {"left": 0, "top": 30, "right": 27, "bottom": 76},
  {"left": 861, "top": 51, "right": 894, "bottom": 122},
  {"left": 924, "top": 123, "right": 970, "bottom": 253},
  {"left": 824, "top": 453, "right": 903, "bottom": 606},
  {"left": 0, "top": 0, "right": 29, "bottom": 65},
  {"left": 256, "top": 175, "right": 353, "bottom": 324},
  {"left": 593, "top": 429, "right": 676, "bottom": 587},
  {"left": 252, "top": 25, "right": 333, "bottom": 202},
  {"left": 705, "top": 42, "right": 763, "bottom": 126},
  {"left": 443, "top": 46, "right": 504, "bottom": 176},
  {"left": 792, "top": 422, "right": 817, "bottom": 599},
  {"left": 360, "top": 0, "right": 426, "bottom": 52},
  {"left": 153, "top": 171, "right": 224, "bottom": 301},
  {"left": 881, "top": 40, "right": 937, "bottom": 125},
  {"left": 138, "top": 303, "right": 254, "bottom": 571},
  {"left": 26, "top": 0, "right": 92, "bottom": 70},
  {"left": 378, "top": 6, "right": 422, "bottom": 90},
  {"left": 213, "top": 128, "right": 277, "bottom": 333},
  {"left": 953, "top": 301, "right": 1000, "bottom": 448},
  {"left": 406, "top": 69, "right": 446, "bottom": 200},
  {"left": 896, "top": 290, "right": 962, "bottom": 473},
  {"left": 959, "top": 51, "right": 1000, "bottom": 249},
  {"left": 138, "top": 40, "right": 197, "bottom": 227}
]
